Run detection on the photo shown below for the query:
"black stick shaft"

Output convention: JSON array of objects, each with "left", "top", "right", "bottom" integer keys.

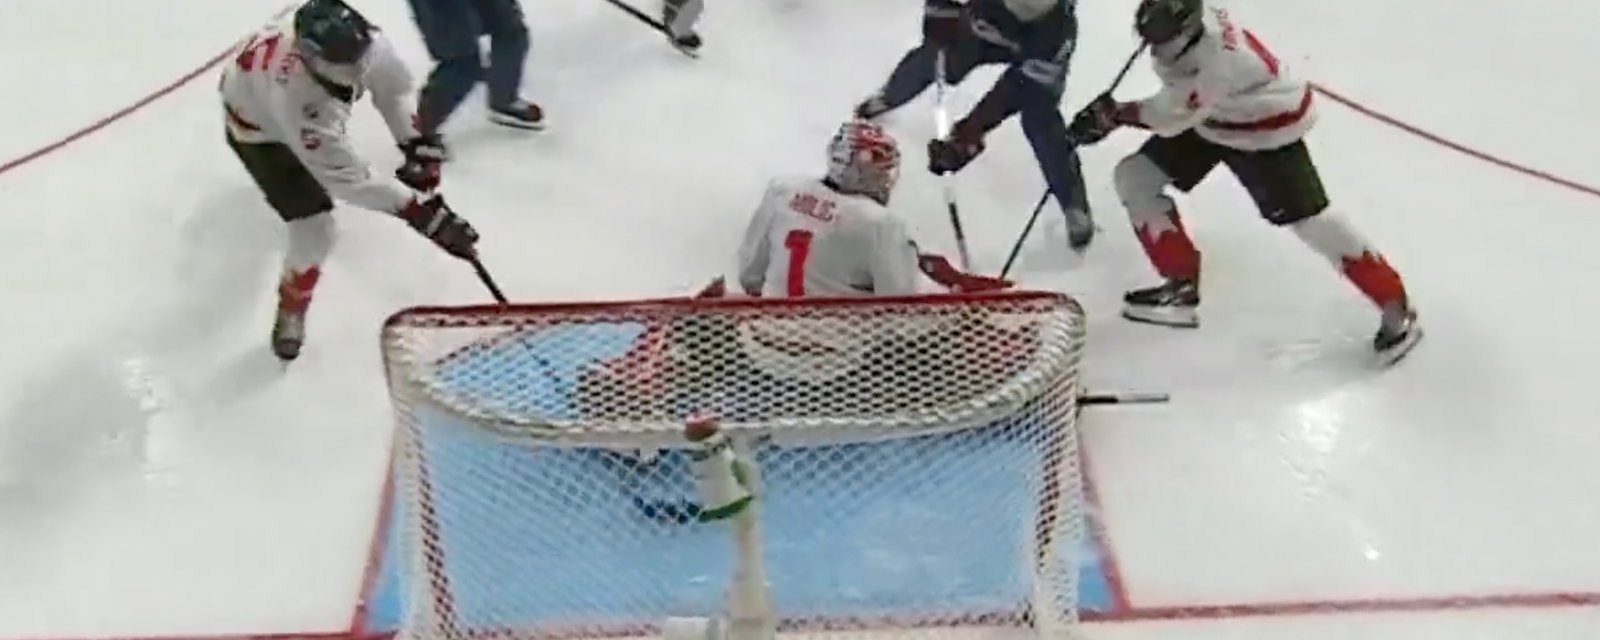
[
  {"left": 471, "top": 255, "right": 509, "bottom": 304},
  {"left": 1000, "top": 43, "right": 1148, "bottom": 277}
]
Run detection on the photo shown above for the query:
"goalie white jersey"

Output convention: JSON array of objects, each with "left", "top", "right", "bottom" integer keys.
[
  {"left": 736, "top": 177, "right": 935, "bottom": 298},
  {"left": 219, "top": 14, "right": 419, "bottom": 214}
]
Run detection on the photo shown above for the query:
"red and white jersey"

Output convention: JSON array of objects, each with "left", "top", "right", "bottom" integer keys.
[
  {"left": 1134, "top": 6, "right": 1316, "bottom": 151},
  {"left": 219, "top": 14, "right": 418, "bottom": 214},
  {"left": 736, "top": 177, "right": 939, "bottom": 298}
]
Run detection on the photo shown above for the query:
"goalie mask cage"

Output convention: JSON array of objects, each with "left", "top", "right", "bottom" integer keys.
[{"left": 380, "top": 291, "right": 1087, "bottom": 640}]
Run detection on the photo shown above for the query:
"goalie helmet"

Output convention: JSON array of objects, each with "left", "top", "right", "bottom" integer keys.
[
  {"left": 825, "top": 120, "right": 901, "bottom": 206},
  {"left": 294, "top": 0, "right": 375, "bottom": 64},
  {"left": 1135, "top": 0, "right": 1203, "bottom": 45}
]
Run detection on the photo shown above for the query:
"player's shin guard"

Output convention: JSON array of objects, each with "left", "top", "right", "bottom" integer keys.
[
  {"left": 272, "top": 215, "right": 334, "bottom": 361},
  {"left": 1289, "top": 209, "right": 1422, "bottom": 362},
  {"left": 1117, "top": 154, "right": 1200, "bottom": 327}
]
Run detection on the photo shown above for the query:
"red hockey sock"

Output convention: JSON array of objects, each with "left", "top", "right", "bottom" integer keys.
[
  {"left": 1133, "top": 208, "right": 1200, "bottom": 281},
  {"left": 1341, "top": 251, "right": 1407, "bottom": 310},
  {"left": 277, "top": 266, "right": 322, "bottom": 314},
  {"left": 1289, "top": 210, "right": 1409, "bottom": 310}
]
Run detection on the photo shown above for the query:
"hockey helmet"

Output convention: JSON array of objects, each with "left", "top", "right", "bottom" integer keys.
[
  {"left": 826, "top": 120, "right": 901, "bottom": 205},
  {"left": 294, "top": 0, "right": 375, "bottom": 64},
  {"left": 1135, "top": 0, "right": 1203, "bottom": 44}
]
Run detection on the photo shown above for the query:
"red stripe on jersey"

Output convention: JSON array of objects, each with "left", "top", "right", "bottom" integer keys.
[{"left": 1203, "top": 88, "right": 1313, "bottom": 132}]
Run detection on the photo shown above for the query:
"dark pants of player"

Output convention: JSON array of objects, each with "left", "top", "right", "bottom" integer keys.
[
  {"left": 408, "top": 0, "right": 530, "bottom": 133},
  {"left": 1139, "top": 130, "right": 1329, "bottom": 225},
  {"left": 226, "top": 131, "right": 333, "bottom": 222},
  {"left": 875, "top": 37, "right": 1089, "bottom": 216}
]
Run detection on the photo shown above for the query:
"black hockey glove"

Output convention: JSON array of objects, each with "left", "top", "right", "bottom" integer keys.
[
  {"left": 923, "top": 0, "right": 966, "bottom": 48},
  {"left": 396, "top": 134, "right": 447, "bottom": 192},
  {"left": 928, "top": 119, "right": 986, "bottom": 175},
  {"left": 1068, "top": 93, "right": 1134, "bottom": 146},
  {"left": 399, "top": 194, "right": 479, "bottom": 260}
]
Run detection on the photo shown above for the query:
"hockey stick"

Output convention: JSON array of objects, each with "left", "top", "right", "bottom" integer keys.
[
  {"left": 999, "top": 191, "right": 1051, "bottom": 278},
  {"left": 596, "top": 0, "right": 704, "bottom": 55},
  {"left": 932, "top": 49, "right": 974, "bottom": 271},
  {"left": 470, "top": 255, "right": 509, "bottom": 304},
  {"left": 470, "top": 254, "right": 703, "bottom": 523},
  {"left": 998, "top": 44, "right": 1147, "bottom": 276},
  {"left": 1079, "top": 391, "right": 1169, "bottom": 406}
]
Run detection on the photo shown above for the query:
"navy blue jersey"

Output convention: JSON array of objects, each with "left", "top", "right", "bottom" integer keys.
[{"left": 931, "top": 0, "right": 1079, "bottom": 132}]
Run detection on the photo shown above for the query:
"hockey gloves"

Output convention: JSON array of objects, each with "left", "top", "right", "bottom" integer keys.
[
  {"left": 1068, "top": 93, "right": 1139, "bottom": 146},
  {"left": 923, "top": 0, "right": 966, "bottom": 48},
  {"left": 918, "top": 253, "right": 1014, "bottom": 293},
  {"left": 396, "top": 134, "right": 447, "bottom": 192},
  {"left": 928, "top": 119, "right": 986, "bottom": 175},
  {"left": 399, "top": 194, "right": 479, "bottom": 260}
]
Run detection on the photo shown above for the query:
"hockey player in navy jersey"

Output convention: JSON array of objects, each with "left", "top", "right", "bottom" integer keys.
[{"left": 856, "top": 0, "right": 1094, "bottom": 249}]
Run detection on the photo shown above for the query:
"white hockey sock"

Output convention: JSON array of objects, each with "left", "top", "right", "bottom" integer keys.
[
  {"left": 279, "top": 214, "right": 335, "bottom": 312},
  {"left": 1289, "top": 209, "right": 1408, "bottom": 309},
  {"left": 284, "top": 213, "right": 334, "bottom": 274}
]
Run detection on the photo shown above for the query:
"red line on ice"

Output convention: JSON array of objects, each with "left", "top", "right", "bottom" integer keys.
[
  {"left": 1310, "top": 84, "right": 1600, "bottom": 199},
  {"left": 0, "top": 48, "right": 233, "bottom": 177}
]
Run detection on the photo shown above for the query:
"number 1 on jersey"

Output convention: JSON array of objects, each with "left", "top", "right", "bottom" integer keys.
[{"left": 784, "top": 229, "right": 814, "bottom": 297}]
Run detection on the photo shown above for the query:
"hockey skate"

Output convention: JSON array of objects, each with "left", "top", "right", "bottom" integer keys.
[
  {"left": 1122, "top": 278, "right": 1200, "bottom": 328},
  {"left": 853, "top": 94, "right": 893, "bottom": 121},
  {"left": 489, "top": 100, "right": 546, "bottom": 131},
  {"left": 663, "top": 0, "right": 703, "bottom": 57},
  {"left": 1063, "top": 207, "right": 1095, "bottom": 250},
  {"left": 271, "top": 306, "right": 306, "bottom": 362},
  {"left": 1373, "top": 303, "right": 1423, "bottom": 366}
]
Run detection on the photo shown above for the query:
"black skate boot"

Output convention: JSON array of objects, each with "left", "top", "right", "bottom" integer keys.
[
  {"left": 669, "top": 31, "right": 702, "bottom": 55},
  {"left": 1373, "top": 302, "right": 1422, "bottom": 366},
  {"left": 489, "top": 100, "right": 546, "bottom": 131},
  {"left": 853, "top": 93, "right": 893, "bottom": 121},
  {"left": 1122, "top": 278, "right": 1200, "bottom": 328},
  {"left": 663, "top": 0, "right": 703, "bottom": 56},
  {"left": 1063, "top": 207, "right": 1094, "bottom": 250},
  {"left": 271, "top": 306, "right": 306, "bottom": 362}
]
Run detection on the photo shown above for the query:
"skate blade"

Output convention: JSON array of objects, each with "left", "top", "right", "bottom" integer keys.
[
  {"left": 488, "top": 114, "right": 547, "bottom": 131},
  {"left": 1374, "top": 324, "right": 1424, "bottom": 367},
  {"left": 1122, "top": 305, "right": 1199, "bottom": 329}
]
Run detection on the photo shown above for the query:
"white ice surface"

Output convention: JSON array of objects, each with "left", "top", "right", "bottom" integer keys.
[{"left": 0, "top": 0, "right": 1596, "bottom": 638}]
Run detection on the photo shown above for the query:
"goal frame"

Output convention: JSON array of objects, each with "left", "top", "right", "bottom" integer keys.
[{"left": 379, "top": 291, "right": 1087, "bottom": 640}]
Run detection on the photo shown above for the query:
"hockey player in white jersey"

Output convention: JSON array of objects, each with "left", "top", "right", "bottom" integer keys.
[
  {"left": 221, "top": 0, "right": 479, "bottom": 362},
  {"left": 1067, "top": 0, "right": 1422, "bottom": 364},
  {"left": 731, "top": 119, "right": 1012, "bottom": 299},
  {"left": 577, "top": 120, "right": 1015, "bottom": 425}
]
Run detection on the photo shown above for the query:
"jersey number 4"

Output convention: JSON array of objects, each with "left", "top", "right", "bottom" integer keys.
[
  {"left": 235, "top": 34, "right": 282, "bottom": 72},
  {"left": 783, "top": 230, "right": 813, "bottom": 297}
]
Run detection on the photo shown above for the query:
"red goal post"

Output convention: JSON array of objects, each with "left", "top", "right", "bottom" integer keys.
[{"left": 380, "top": 291, "right": 1088, "bottom": 640}]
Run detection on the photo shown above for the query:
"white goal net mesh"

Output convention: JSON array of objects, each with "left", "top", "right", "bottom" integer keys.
[{"left": 380, "top": 292, "right": 1087, "bottom": 640}]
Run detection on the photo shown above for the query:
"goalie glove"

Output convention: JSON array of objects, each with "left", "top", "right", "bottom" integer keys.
[{"left": 918, "top": 253, "right": 1014, "bottom": 292}]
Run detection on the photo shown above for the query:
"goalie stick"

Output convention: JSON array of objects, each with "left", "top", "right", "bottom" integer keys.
[
  {"left": 932, "top": 49, "right": 974, "bottom": 271},
  {"left": 597, "top": 0, "right": 705, "bottom": 57}
]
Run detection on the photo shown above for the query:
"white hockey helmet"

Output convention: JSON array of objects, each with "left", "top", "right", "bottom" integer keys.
[
  {"left": 1002, "top": 0, "right": 1059, "bottom": 21},
  {"left": 825, "top": 120, "right": 901, "bottom": 205}
]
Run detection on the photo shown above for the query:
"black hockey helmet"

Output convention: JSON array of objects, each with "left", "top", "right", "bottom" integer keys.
[
  {"left": 1135, "top": 0, "right": 1203, "bottom": 44},
  {"left": 294, "top": 0, "right": 375, "bottom": 64}
]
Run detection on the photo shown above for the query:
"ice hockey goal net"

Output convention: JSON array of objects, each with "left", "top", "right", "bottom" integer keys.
[{"left": 380, "top": 291, "right": 1087, "bottom": 640}]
